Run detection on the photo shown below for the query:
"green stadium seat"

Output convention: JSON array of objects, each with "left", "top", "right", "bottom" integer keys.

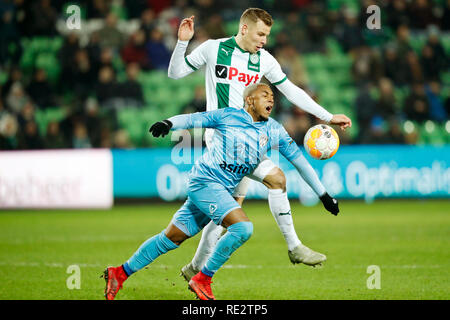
[
  {"left": 303, "top": 54, "right": 327, "bottom": 72},
  {"left": 45, "top": 107, "right": 66, "bottom": 122},
  {"left": 35, "top": 110, "right": 48, "bottom": 136},
  {"left": 441, "top": 72, "right": 450, "bottom": 86},
  {"left": 420, "top": 120, "right": 446, "bottom": 145},
  {"left": 340, "top": 87, "right": 357, "bottom": 105},
  {"left": 308, "top": 69, "right": 332, "bottom": 89},
  {"left": 441, "top": 35, "right": 450, "bottom": 55},
  {"left": 319, "top": 87, "right": 340, "bottom": 106},
  {"left": 325, "top": 37, "right": 343, "bottom": 55},
  {"left": 225, "top": 20, "right": 240, "bottom": 37}
]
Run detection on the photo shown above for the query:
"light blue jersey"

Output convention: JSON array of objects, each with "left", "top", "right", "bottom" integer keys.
[{"left": 169, "top": 107, "right": 302, "bottom": 194}]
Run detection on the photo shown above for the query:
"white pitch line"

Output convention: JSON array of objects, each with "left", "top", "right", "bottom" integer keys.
[{"left": 0, "top": 261, "right": 445, "bottom": 269}]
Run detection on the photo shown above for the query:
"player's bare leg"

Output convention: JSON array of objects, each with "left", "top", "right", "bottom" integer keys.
[{"left": 262, "top": 167, "right": 326, "bottom": 267}]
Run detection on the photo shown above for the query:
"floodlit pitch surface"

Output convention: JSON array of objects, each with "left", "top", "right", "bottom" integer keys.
[{"left": 0, "top": 200, "right": 448, "bottom": 300}]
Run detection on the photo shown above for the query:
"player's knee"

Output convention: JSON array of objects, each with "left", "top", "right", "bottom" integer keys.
[
  {"left": 228, "top": 221, "right": 253, "bottom": 243},
  {"left": 264, "top": 168, "right": 286, "bottom": 191}
]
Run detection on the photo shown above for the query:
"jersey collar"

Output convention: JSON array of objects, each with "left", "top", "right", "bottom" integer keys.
[{"left": 231, "top": 36, "right": 249, "bottom": 53}]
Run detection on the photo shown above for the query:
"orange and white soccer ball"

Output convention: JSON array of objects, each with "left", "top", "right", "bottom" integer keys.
[{"left": 303, "top": 124, "right": 340, "bottom": 160}]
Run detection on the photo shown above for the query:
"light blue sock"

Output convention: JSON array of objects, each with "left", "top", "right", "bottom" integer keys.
[
  {"left": 124, "top": 230, "right": 179, "bottom": 275},
  {"left": 202, "top": 221, "right": 253, "bottom": 277}
]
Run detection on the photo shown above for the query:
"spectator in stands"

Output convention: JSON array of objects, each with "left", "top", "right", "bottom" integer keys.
[
  {"left": 385, "top": 117, "right": 407, "bottom": 144},
  {"left": 145, "top": 28, "right": 171, "bottom": 70},
  {"left": 352, "top": 46, "right": 383, "bottom": 85},
  {"left": 275, "top": 44, "right": 309, "bottom": 88},
  {"left": 86, "top": 31, "right": 103, "bottom": 69},
  {"left": 186, "top": 27, "right": 209, "bottom": 54},
  {"left": 336, "top": 9, "right": 365, "bottom": 53},
  {"left": 29, "top": 0, "right": 57, "bottom": 36},
  {"left": 96, "top": 66, "right": 120, "bottom": 105},
  {"left": 394, "top": 24, "right": 413, "bottom": 58},
  {"left": 425, "top": 26, "right": 448, "bottom": 72},
  {"left": 1, "top": 66, "right": 23, "bottom": 102},
  {"left": 26, "top": 68, "right": 55, "bottom": 109},
  {"left": 420, "top": 44, "right": 441, "bottom": 82},
  {"left": 382, "top": 44, "right": 407, "bottom": 86},
  {"left": 386, "top": 0, "right": 410, "bottom": 31},
  {"left": 17, "top": 100, "right": 35, "bottom": 128},
  {"left": 404, "top": 50, "right": 424, "bottom": 85},
  {"left": 87, "top": 0, "right": 112, "bottom": 18},
  {"left": 72, "top": 121, "right": 92, "bottom": 148},
  {"left": 0, "top": 113, "right": 19, "bottom": 150},
  {"left": 120, "top": 63, "right": 144, "bottom": 106},
  {"left": 68, "top": 49, "right": 97, "bottom": 100},
  {"left": 59, "top": 32, "right": 80, "bottom": 66},
  {"left": 182, "top": 85, "right": 206, "bottom": 114},
  {"left": 97, "top": 12, "right": 125, "bottom": 49},
  {"left": 44, "top": 121, "right": 67, "bottom": 149},
  {"left": 5, "top": 82, "right": 28, "bottom": 114},
  {"left": 376, "top": 77, "right": 397, "bottom": 120},
  {"left": 404, "top": 83, "right": 430, "bottom": 123},
  {"left": 95, "top": 47, "right": 115, "bottom": 75},
  {"left": 425, "top": 81, "right": 447, "bottom": 123},
  {"left": 0, "top": 0, "right": 21, "bottom": 66},
  {"left": 18, "top": 120, "right": 43, "bottom": 149},
  {"left": 84, "top": 98, "right": 104, "bottom": 147},
  {"left": 203, "top": 14, "right": 227, "bottom": 39},
  {"left": 121, "top": 29, "right": 152, "bottom": 70},
  {"left": 140, "top": 8, "right": 157, "bottom": 36},
  {"left": 359, "top": 116, "right": 390, "bottom": 144},
  {"left": 124, "top": 0, "right": 148, "bottom": 19},
  {"left": 354, "top": 82, "right": 377, "bottom": 140},
  {"left": 304, "top": 8, "right": 327, "bottom": 53},
  {"left": 408, "top": 0, "right": 440, "bottom": 30},
  {"left": 442, "top": 0, "right": 450, "bottom": 30},
  {"left": 113, "top": 129, "right": 133, "bottom": 149}
]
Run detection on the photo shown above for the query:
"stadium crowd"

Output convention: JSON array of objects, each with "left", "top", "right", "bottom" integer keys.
[{"left": 0, "top": 0, "right": 449, "bottom": 150}]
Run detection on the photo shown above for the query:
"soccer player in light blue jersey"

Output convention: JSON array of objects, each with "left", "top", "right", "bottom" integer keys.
[
  {"left": 103, "top": 83, "right": 339, "bottom": 300},
  {"left": 170, "top": 8, "right": 351, "bottom": 279}
]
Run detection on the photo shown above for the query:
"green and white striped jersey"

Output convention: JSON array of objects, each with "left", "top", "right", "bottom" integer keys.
[{"left": 184, "top": 36, "right": 287, "bottom": 111}]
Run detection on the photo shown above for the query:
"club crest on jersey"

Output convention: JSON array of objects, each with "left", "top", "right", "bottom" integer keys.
[
  {"left": 209, "top": 203, "right": 218, "bottom": 214},
  {"left": 259, "top": 134, "right": 268, "bottom": 148},
  {"left": 250, "top": 53, "right": 259, "bottom": 64}
]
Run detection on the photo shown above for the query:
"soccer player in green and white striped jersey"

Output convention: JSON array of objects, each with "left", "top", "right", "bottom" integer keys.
[{"left": 168, "top": 8, "right": 352, "bottom": 280}]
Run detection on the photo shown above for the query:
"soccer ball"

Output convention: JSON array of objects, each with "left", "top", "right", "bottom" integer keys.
[{"left": 303, "top": 124, "right": 340, "bottom": 160}]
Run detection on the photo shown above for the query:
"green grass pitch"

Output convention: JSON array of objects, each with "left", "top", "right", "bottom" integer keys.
[{"left": 0, "top": 200, "right": 448, "bottom": 300}]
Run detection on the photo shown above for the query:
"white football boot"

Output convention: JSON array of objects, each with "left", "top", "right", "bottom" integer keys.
[
  {"left": 288, "top": 244, "right": 327, "bottom": 267},
  {"left": 180, "top": 262, "right": 200, "bottom": 282}
]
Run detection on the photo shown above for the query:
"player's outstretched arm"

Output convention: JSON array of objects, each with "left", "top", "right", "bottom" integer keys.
[
  {"left": 276, "top": 79, "right": 351, "bottom": 130},
  {"left": 149, "top": 109, "right": 226, "bottom": 136},
  {"left": 276, "top": 125, "right": 339, "bottom": 215}
]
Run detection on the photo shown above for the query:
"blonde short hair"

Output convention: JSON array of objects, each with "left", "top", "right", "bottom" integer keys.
[{"left": 240, "top": 8, "right": 273, "bottom": 27}]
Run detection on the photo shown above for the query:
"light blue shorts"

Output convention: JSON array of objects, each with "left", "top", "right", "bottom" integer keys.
[{"left": 170, "top": 182, "right": 241, "bottom": 237}]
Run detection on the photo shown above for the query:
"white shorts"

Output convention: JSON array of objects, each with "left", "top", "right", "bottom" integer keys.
[{"left": 205, "top": 129, "right": 278, "bottom": 198}]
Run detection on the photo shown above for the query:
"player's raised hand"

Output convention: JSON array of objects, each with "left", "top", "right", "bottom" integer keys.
[
  {"left": 330, "top": 114, "right": 352, "bottom": 131},
  {"left": 149, "top": 120, "right": 173, "bottom": 137},
  {"left": 178, "top": 15, "right": 195, "bottom": 41}
]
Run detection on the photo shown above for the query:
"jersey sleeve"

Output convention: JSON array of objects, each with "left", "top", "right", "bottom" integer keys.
[
  {"left": 270, "top": 121, "right": 302, "bottom": 162},
  {"left": 184, "top": 39, "right": 212, "bottom": 71},
  {"left": 270, "top": 120, "right": 326, "bottom": 196},
  {"left": 263, "top": 52, "right": 288, "bottom": 86},
  {"left": 168, "top": 108, "right": 226, "bottom": 130}
]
